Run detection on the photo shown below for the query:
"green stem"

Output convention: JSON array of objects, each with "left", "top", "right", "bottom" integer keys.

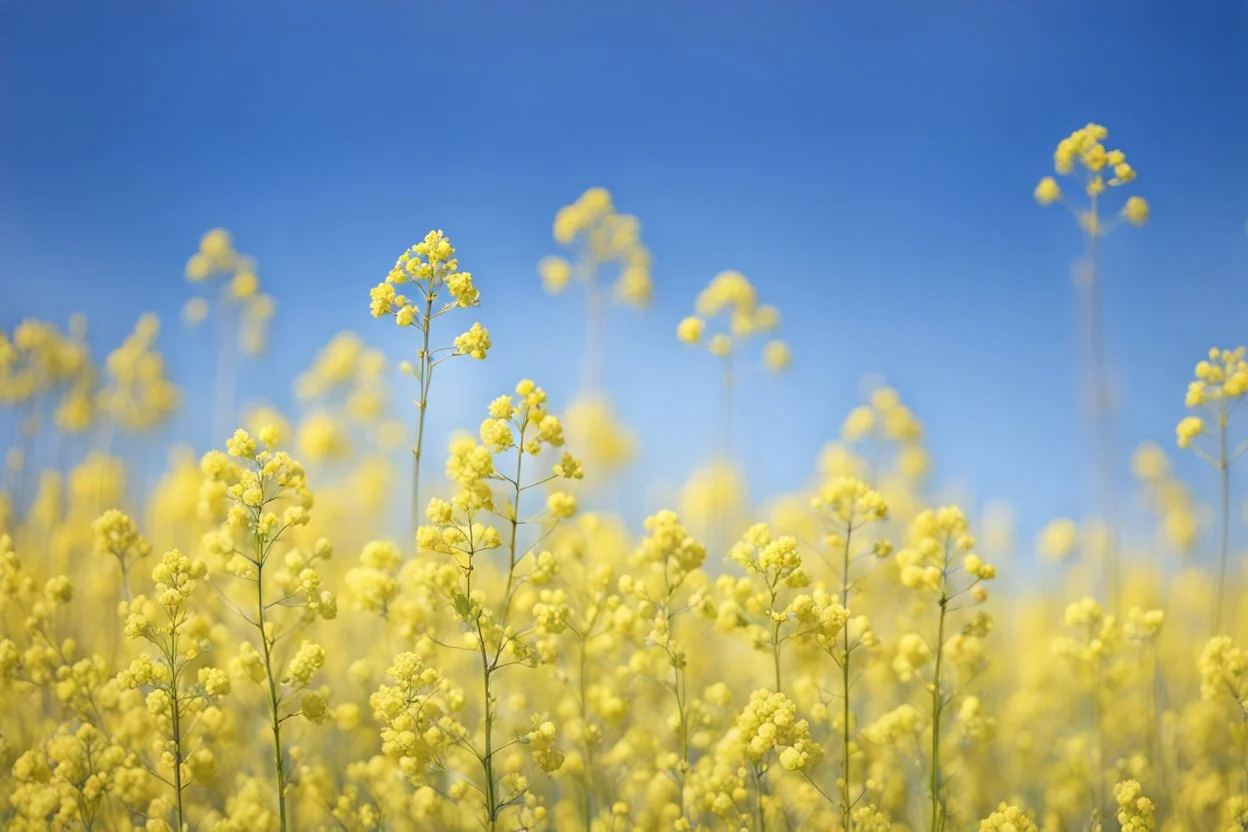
[
  {"left": 169, "top": 631, "right": 185, "bottom": 831},
  {"left": 1084, "top": 202, "right": 1120, "bottom": 611},
  {"left": 771, "top": 626, "right": 782, "bottom": 693},
  {"left": 480, "top": 638, "right": 497, "bottom": 831},
  {"left": 500, "top": 417, "right": 529, "bottom": 621},
  {"left": 580, "top": 634, "right": 595, "bottom": 831},
  {"left": 1215, "top": 404, "right": 1230, "bottom": 636},
  {"left": 929, "top": 590, "right": 947, "bottom": 831},
  {"left": 1090, "top": 633, "right": 1105, "bottom": 818},
  {"left": 411, "top": 290, "right": 435, "bottom": 553},
  {"left": 841, "top": 523, "right": 855, "bottom": 832},
  {"left": 769, "top": 579, "right": 782, "bottom": 693},
  {"left": 752, "top": 763, "right": 767, "bottom": 832},
  {"left": 255, "top": 550, "right": 288, "bottom": 831}
]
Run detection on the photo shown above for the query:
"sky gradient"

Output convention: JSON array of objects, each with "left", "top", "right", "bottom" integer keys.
[{"left": 2, "top": 0, "right": 1247, "bottom": 553}]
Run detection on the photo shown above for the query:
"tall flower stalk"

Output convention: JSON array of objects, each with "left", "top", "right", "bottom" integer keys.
[
  {"left": 117, "top": 549, "right": 229, "bottom": 831},
  {"left": 201, "top": 427, "right": 337, "bottom": 830},
  {"left": 810, "top": 477, "right": 889, "bottom": 831},
  {"left": 1035, "top": 123, "right": 1149, "bottom": 610},
  {"left": 183, "top": 228, "right": 275, "bottom": 444},
  {"left": 896, "top": 507, "right": 996, "bottom": 831},
  {"left": 414, "top": 379, "right": 582, "bottom": 830},
  {"left": 369, "top": 230, "right": 490, "bottom": 552},
  {"left": 1175, "top": 346, "right": 1248, "bottom": 635},
  {"left": 620, "top": 509, "right": 707, "bottom": 819}
]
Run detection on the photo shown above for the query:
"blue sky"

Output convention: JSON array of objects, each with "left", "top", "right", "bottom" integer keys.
[{"left": 2, "top": 0, "right": 1246, "bottom": 552}]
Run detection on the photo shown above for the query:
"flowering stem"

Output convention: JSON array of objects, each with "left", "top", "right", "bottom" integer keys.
[
  {"left": 579, "top": 633, "right": 596, "bottom": 831},
  {"left": 480, "top": 636, "right": 498, "bottom": 831},
  {"left": 673, "top": 652, "right": 689, "bottom": 813},
  {"left": 582, "top": 276, "right": 605, "bottom": 393},
  {"left": 840, "top": 523, "right": 854, "bottom": 832},
  {"left": 411, "top": 290, "right": 436, "bottom": 553},
  {"left": 168, "top": 624, "right": 186, "bottom": 830},
  {"left": 1082, "top": 202, "right": 1121, "bottom": 611},
  {"left": 929, "top": 545, "right": 949, "bottom": 832},
  {"left": 752, "top": 762, "right": 767, "bottom": 832},
  {"left": 254, "top": 538, "right": 288, "bottom": 832},
  {"left": 662, "top": 580, "right": 690, "bottom": 819},
  {"left": 771, "top": 616, "right": 783, "bottom": 693},
  {"left": 1091, "top": 653, "right": 1105, "bottom": 817},
  {"left": 1215, "top": 402, "right": 1231, "bottom": 635},
  {"left": 212, "top": 300, "right": 238, "bottom": 448},
  {"left": 503, "top": 419, "right": 527, "bottom": 604}
]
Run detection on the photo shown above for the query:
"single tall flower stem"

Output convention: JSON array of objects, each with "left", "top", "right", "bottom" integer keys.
[
  {"left": 752, "top": 763, "right": 768, "bottom": 832},
  {"left": 479, "top": 633, "right": 498, "bottom": 832},
  {"left": 578, "top": 633, "right": 596, "bottom": 832},
  {"left": 478, "top": 436, "right": 527, "bottom": 831},
  {"left": 167, "top": 626, "right": 186, "bottom": 831},
  {"left": 840, "top": 522, "right": 855, "bottom": 832},
  {"left": 212, "top": 301, "right": 238, "bottom": 449},
  {"left": 1214, "top": 402, "right": 1231, "bottom": 635},
  {"left": 929, "top": 542, "right": 950, "bottom": 832},
  {"left": 768, "top": 577, "right": 783, "bottom": 693},
  {"left": 254, "top": 551, "right": 288, "bottom": 831},
  {"left": 1091, "top": 653, "right": 1105, "bottom": 818},
  {"left": 581, "top": 274, "right": 605, "bottom": 394},
  {"left": 723, "top": 354, "right": 735, "bottom": 461},
  {"left": 411, "top": 290, "right": 436, "bottom": 553},
  {"left": 1082, "top": 197, "right": 1121, "bottom": 611}
]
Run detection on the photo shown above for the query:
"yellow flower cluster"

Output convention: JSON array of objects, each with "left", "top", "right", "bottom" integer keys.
[
  {"left": 1035, "top": 123, "right": 1149, "bottom": 231},
  {"left": 542, "top": 187, "right": 652, "bottom": 307},
  {"left": 678, "top": 270, "right": 790, "bottom": 371},
  {"left": 1114, "top": 779, "right": 1156, "bottom": 831},
  {"left": 8, "top": 123, "right": 1248, "bottom": 832},
  {"left": 99, "top": 314, "right": 181, "bottom": 432},
  {"left": 184, "top": 228, "right": 275, "bottom": 355}
]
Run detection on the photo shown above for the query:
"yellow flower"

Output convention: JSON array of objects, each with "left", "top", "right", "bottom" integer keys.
[
  {"left": 677, "top": 316, "right": 704, "bottom": 344},
  {"left": 1123, "top": 195, "right": 1150, "bottom": 226},
  {"left": 1033, "top": 177, "right": 1061, "bottom": 206}
]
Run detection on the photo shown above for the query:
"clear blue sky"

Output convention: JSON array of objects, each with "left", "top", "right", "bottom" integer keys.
[{"left": 2, "top": 0, "right": 1246, "bottom": 551}]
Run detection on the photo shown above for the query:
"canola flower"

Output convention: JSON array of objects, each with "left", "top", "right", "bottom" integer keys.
[
  {"left": 5, "top": 124, "right": 1248, "bottom": 832},
  {"left": 369, "top": 229, "right": 490, "bottom": 551},
  {"left": 1175, "top": 346, "right": 1248, "bottom": 635},
  {"left": 678, "top": 270, "right": 789, "bottom": 456},
  {"left": 540, "top": 188, "right": 650, "bottom": 479},
  {"left": 1035, "top": 123, "right": 1149, "bottom": 612},
  {"left": 184, "top": 229, "right": 276, "bottom": 440},
  {"left": 201, "top": 426, "right": 336, "bottom": 831},
  {"left": 540, "top": 187, "right": 652, "bottom": 389}
]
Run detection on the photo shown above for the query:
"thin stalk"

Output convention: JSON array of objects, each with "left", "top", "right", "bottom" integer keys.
[
  {"left": 480, "top": 437, "right": 527, "bottom": 831},
  {"left": 503, "top": 420, "right": 527, "bottom": 601},
  {"left": 480, "top": 635, "right": 498, "bottom": 831},
  {"left": 582, "top": 276, "right": 605, "bottom": 393},
  {"left": 770, "top": 588, "right": 783, "bottom": 693},
  {"left": 1091, "top": 656, "right": 1105, "bottom": 819},
  {"left": 1083, "top": 199, "right": 1120, "bottom": 611},
  {"left": 579, "top": 633, "right": 595, "bottom": 831},
  {"left": 1150, "top": 643, "right": 1171, "bottom": 815},
  {"left": 841, "top": 523, "right": 855, "bottom": 832},
  {"left": 255, "top": 552, "right": 288, "bottom": 831},
  {"left": 169, "top": 628, "right": 185, "bottom": 830},
  {"left": 1215, "top": 402, "right": 1231, "bottom": 635},
  {"left": 929, "top": 544, "right": 949, "bottom": 832},
  {"left": 411, "top": 290, "right": 436, "bottom": 552},
  {"left": 674, "top": 649, "right": 689, "bottom": 811},
  {"left": 723, "top": 354, "right": 735, "bottom": 461},
  {"left": 212, "top": 300, "right": 237, "bottom": 447},
  {"left": 752, "top": 763, "right": 767, "bottom": 832},
  {"left": 663, "top": 577, "right": 691, "bottom": 817}
]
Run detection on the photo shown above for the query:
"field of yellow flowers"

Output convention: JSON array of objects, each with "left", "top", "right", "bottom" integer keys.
[{"left": 1, "top": 124, "right": 1245, "bottom": 832}]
